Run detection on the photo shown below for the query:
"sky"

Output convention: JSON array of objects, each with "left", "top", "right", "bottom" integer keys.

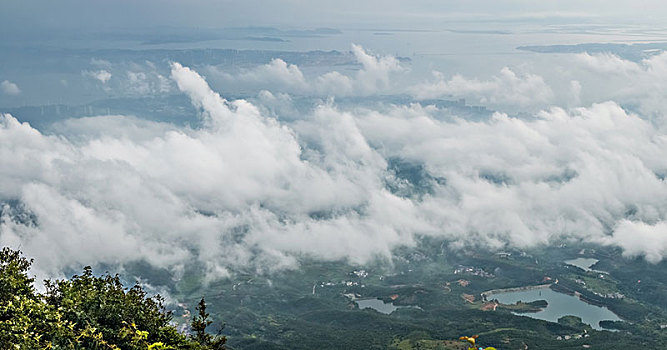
[
  {"left": 2, "top": 0, "right": 667, "bottom": 32},
  {"left": 2, "top": 1, "right": 667, "bottom": 282}
]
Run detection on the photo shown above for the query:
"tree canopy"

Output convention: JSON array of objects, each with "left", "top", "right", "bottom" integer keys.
[{"left": 0, "top": 247, "right": 225, "bottom": 350}]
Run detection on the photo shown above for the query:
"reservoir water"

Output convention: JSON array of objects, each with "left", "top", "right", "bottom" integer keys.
[
  {"left": 491, "top": 287, "right": 621, "bottom": 330},
  {"left": 355, "top": 298, "right": 399, "bottom": 314},
  {"left": 355, "top": 298, "right": 422, "bottom": 314},
  {"left": 565, "top": 258, "right": 599, "bottom": 272}
]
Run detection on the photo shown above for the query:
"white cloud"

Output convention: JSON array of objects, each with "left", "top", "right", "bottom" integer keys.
[
  {"left": 239, "top": 58, "right": 308, "bottom": 91},
  {"left": 351, "top": 101, "right": 667, "bottom": 256},
  {"left": 316, "top": 71, "right": 354, "bottom": 95},
  {"left": 119, "top": 70, "right": 172, "bottom": 95},
  {"left": 3, "top": 62, "right": 667, "bottom": 284},
  {"left": 410, "top": 67, "right": 554, "bottom": 110},
  {"left": 570, "top": 52, "right": 667, "bottom": 117},
  {"left": 1, "top": 80, "right": 21, "bottom": 95},
  {"left": 349, "top": 43, "right": 403, "bottom": 94},
  {"left": 603, "top": 220, "right": 667, "bottom": 263},
  {"left": 575, "top": 52, "right": 641, "bottom": 75},
  {"left": 206, "top": 44, "right": 404, "bottom": 97},
  {"left": 569, "top": 80, "right": 582, "bottom": 106},
  {"left": 83, "top": 70, "right": 112, "bottom": 83},
  {"left": 126, "top": 71, "right": 150, "bottom": 94},
  {"left": 81, "top": 60, "right": 173, "bottom": 96},
  {"left": 0, "top": 63, "right": 409, "bottom": 280}
]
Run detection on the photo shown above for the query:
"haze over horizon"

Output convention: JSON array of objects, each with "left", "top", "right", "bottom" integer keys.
[{"left": 2, "top": 0, "right": 667, "bottom": 30}]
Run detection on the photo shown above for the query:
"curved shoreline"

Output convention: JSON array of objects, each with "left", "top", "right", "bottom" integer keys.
[
  {"left": 481, "top": 283, "right": 552, "bottom": 299},
  {"left": 482, "top": 283, "right": 625, "bottom": 324}
]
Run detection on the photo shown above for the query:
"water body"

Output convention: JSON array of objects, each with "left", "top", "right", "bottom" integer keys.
[
  {"left": 4, "top": 23, "right": 660, "bottom": 108},
  {"left": 355, "top": 298, "right": 399, "bottom": 314},
  {"left": 565, "top": 258, "right": 599, "bottom": 272},
  {"left": 355, "top": 298, "right": 422, "bottom": 314},
  {"left": 491, "top": 287, "right": 621, "bottom": 330}
]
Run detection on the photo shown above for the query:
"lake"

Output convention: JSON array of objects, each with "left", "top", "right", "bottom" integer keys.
[
  {"left": 490, "top": 287, "right": 621, "bottom": 330},
  {"left": 355, "top": 298, "right": 422, "bottom": 314},
  {"left": 355, "top": 298, "right": 399, "bottom": 314},
  {"left": 565, "top": 258, "right": 599, "bottom": 272}
]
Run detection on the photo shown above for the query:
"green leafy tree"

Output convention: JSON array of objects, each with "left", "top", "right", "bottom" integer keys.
[
  {"left": 0, "top": 247, "right": 226, "bottom": 350},
  {"left": 190, "top": 298, "right": 226, "bottom": 349},
  {"left": 0, "top": 247, "right": 74, "bottom": 349},
  {"left": 43, "top": 266, "right": 190, "bottom": 349}
]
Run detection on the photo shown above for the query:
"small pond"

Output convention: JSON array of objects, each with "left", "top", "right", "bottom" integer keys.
[
  {"left": 565, "top": 258, "right": 599, "bottom": 272},
  {"left": 354, "top": 298, "right": 421, "bottom": 314},
  {"left": 355, "top": 298, "right": 398, "bottom": 314},
  {"left": 490, "top": 287, "right": 621, "bottom": 330}
]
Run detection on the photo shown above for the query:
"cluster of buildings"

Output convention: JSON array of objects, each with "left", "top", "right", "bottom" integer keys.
[
  {"left": 318, "top": 280, "right": 365, "bottom": 288},
  {"left": 573, "top": 279, "right": 624, "bottom": 299},
  {"left": 556, "top": 333, "right": 590, "bottom": 341},
  {"left": 352, "top": 269, "right": 369, "bottom": 278},
  {"left": 454, "top": 265, "right": 495, "bottom": 278}
]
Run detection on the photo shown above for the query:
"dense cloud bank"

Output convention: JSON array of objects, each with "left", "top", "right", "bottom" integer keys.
[{"left": 2, "top": 49, "right": 667, "bottom": 282}]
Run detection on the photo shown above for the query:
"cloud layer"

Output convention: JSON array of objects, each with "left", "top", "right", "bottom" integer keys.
[{"left": 3, "top": 54, "right": 667, "bottom": 284}]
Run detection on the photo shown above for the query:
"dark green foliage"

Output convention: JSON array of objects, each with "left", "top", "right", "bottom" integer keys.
[
  {"left": 43, "top": 266, "right": 190, "bottom": 349},
  {"left": 598, "top": 320, "right": 630, "bottom": 330},
  {"left": 557, "top": 315, "right": 586, "bottom": 329},
  {"left": 4, "top": 241, "right": 667, "bottom": 349},
  {"left": 0, "top": 247, "right": 56, "bottom": 348},
  {"left": 0, "top": 247, "right": 225, "bottom": 350},
  {"left": 0, "top": 247, "right": 34, "bottom": 300},
  {"left": 497, "top": 299, "right": 548, "bottom": 313},
  {"left": 191, "top": 298, "right": 226, "bottom": 349},
  {"left": 187, "top": 242, "right": 667, "bottom": 349}
]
